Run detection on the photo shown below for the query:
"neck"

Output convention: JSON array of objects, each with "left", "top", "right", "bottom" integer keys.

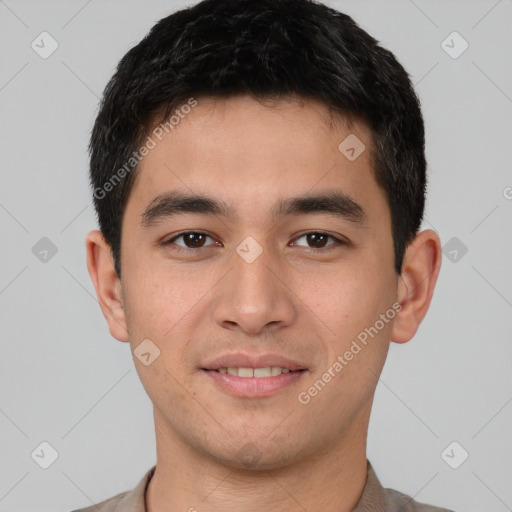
[{"left": 146, "top": 406, "right": 370, "bottom": 512}]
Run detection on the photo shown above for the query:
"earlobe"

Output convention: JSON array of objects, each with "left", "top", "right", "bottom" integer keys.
[
  {"left": 85, "top": 230, "right": 130, "bottom": 342},
  {"left": 391, "top": 229, "right": 442, "bottom": 344}
]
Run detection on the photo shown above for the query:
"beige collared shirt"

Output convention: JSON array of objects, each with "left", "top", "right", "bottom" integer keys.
[{"left": 71, "top": 460, "right": 454, "bottom": 512}]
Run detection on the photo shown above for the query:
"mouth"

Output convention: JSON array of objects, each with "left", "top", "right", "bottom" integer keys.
[
  {"left": 203, "top": 367, "right": 307, "bottom": 377},
  {"left": 200, "top": 353, "right": 309, "bottom": 397},
  {"left": 201, "top": 367, "right": 308, "bottom": 397}
]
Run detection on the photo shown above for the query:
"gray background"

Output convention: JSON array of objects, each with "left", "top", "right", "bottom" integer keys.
[{"left": 0, "top": 1, "right": 511, "bottom": 511}]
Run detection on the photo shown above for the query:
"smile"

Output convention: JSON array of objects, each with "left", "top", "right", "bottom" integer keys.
[
  {"left": 202, "top": 368, "right": 307, "bottom": 397},
  {"left": 209, "top": 367, "right": 304, "bottom": 377}
]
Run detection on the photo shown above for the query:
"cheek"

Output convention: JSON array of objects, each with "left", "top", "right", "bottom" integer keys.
[
  {"left": 308, "top": 263, "right": 378, "bottom": 321},
  {"left": 122, "top": 259, "right": 220, "bottom": 380},
  {"left": 304, "top": 259, "right": 396, "bottom": 358},
  {"left": 122, "top": 252, "right": 199, "bottom": 335}
]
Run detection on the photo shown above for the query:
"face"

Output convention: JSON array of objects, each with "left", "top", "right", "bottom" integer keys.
[{"left": 114, "top": 95, "right": 400, "bottom": 469}]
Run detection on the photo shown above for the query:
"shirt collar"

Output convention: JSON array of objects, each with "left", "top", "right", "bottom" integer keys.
[{"left": 115, "top": 459, "right": 389, "bottom": 512}]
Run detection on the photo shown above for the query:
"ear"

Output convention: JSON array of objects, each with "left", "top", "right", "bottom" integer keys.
[
  {"left": 391, "top": 229, "right": 442, "bottom": 344},
  {"left": 85, "top": 229, "right": 130, "bottom": 342}
]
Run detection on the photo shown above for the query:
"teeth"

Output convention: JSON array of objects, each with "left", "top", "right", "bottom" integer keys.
[
  {"left": 218, "top": 367, "right": 295, "bottom": 377},
  {"left": 238, "top": 367, "right": 254, "bottom": 377},
  {"left": 254, "top": 367, "right": 272, "bottom": 377}
]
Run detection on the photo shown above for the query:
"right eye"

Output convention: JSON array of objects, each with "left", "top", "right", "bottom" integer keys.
[{"left": 162, "top": 231, "right": 220, "bottom": 251}]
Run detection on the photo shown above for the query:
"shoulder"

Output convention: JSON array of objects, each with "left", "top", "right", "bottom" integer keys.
[
  {"left": 360, "top": 460, "right": 455, "bottom": 512},
  {"left": 69, "top": 466, "right": 156, "bottom": 512},
  {"left": 70, "top": 490, "right": 129, "bottom": 512},
  {"left": 383, "top": 487, "right": 455, "bottom": 512}
]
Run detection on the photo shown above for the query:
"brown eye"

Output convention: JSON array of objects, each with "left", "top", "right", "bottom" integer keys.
[
  {"left": 164, "top": 231, "right": 216, "bottom": 250},
  {"left": 306, "top": 233, "right": 329, "bottom": 248},
  {"left": 182, "top": 233, "right": 208, "bottom": 248},
  {"left": 293, "top": 232, "right": 342, "bottom": 250}
]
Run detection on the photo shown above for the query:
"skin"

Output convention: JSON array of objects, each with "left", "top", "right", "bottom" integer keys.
[{"left": 86, "top": 95, "right": 442, "bottom": 512}]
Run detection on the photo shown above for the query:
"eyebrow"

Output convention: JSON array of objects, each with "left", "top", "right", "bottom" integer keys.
[{"left": 141, "top": 190, "right": 366, "bottom": 227}]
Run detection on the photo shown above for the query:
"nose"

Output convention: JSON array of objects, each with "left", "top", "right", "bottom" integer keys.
[{"left": 212, "top": 243, "right": 296, "bottom": 335}]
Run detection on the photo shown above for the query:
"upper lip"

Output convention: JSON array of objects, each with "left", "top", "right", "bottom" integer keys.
[{"left": 202, "top": 353, "right": 307, "bottom": 371}]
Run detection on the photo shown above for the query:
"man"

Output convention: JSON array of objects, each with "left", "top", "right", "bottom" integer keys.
[{"left": 78, "top": 0, "right": 451, "bottom": 510}]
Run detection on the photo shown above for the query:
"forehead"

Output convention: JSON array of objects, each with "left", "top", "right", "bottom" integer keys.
[{"left": 124, "top": 94, "right": 388, "bottom": 226}]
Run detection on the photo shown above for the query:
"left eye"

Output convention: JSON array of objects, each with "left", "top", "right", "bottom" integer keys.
[{"left": 292, "top": 232, "right": 341, "bottom": 249}]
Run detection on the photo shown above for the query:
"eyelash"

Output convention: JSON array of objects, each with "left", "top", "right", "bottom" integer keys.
[{"left": 162, "top": 231, "right": 347, "bottom": 253}]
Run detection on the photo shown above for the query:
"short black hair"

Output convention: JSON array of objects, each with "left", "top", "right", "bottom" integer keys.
[{"left": 89, "top": 0, "right": 426, "bottom": 278}]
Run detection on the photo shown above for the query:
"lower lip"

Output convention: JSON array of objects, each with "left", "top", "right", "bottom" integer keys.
[{"left": 202, "top": 369, "right": 307, "bottom": 398}]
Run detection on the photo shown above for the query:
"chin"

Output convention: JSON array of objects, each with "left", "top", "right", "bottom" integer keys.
[{"left": 206, "top": 435, "right": 303, "bottom": 472}]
